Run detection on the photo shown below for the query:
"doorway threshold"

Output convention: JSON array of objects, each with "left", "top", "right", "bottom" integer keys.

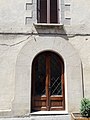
[{"left": 31, "top": 111, "right": 68, "bottom": 115}]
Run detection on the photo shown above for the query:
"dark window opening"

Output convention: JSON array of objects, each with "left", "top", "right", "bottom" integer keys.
[
  {"left": 37, "top": 0, "right": 58, "bottom": 23},
  {"left": 50, "top": 0, "right": 58, "bottom": 23}
]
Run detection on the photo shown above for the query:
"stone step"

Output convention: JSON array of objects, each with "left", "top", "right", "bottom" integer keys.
[
  {"left": 0, "top": 115, "right": 71, "bottom": 120},
  {"left": 30, "top": 115, "right": 71, "bottom": 120}
]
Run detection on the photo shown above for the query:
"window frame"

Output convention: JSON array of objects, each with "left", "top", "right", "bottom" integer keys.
[
  {"left": 37, "top": 0, "right": 61, "bottom": 24},
  {"left": 31, "top": 51, "right": 65, "bottom": 112}
]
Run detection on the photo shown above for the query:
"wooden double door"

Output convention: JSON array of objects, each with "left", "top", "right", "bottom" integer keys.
[{"left": 31, "top": 51, "right": 65, "bottom": 112}]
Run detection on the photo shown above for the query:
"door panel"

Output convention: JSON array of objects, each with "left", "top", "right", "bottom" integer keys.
[
  {"left": 31, "top": 52, "right": 65, "bottom": 112},
  {"left": 34, "top": 54, "right": 46, "bottom": 96},
  {"left": 50, "top": 53, "right": 65, "bottom": 110},
  {"left": 32, "top": 54, "right": 47, "bottom": 112},
  {"left": 32, "top": 96, "right": 47, "bottom": 111}
]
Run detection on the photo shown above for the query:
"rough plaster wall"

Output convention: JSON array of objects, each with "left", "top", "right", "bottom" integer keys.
[
  {"left": 0, "top": 0, "right": 36, "bottom": 32},
  {"left": 69, "top": 36, "right": 90, "bottom": 99},
  {"left": 0, "top": 0, "right": 25, "bottom": 26},
  {"left": 0, "top": 0, "right": 90, "bottom": 33},
  {"left": 65, "top": 0, "right": 90, "bottom": 34},
  {"left": 71, "top": 0, "right": 90, "bottom": 25},
  {"left": 0, "top": 35, "right": 30, "bottom": 111},
  {"left": 0, "top": 0, "right": 90, "bottom": 116}
]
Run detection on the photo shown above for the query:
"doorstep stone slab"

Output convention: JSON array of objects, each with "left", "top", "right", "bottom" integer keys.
[
  {"left": 30, "top": 115, "right": 71, "bottom": 120},
  {"left": 0, "top": 115, "right": 71, "bottom": 120}
]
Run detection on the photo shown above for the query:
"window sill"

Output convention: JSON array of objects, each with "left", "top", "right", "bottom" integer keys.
[
  {"left": 33, "top": 23, "right": 64, "bottom": 34},
  {"left": 33, "top": 23, "right": 63, "bottom": 29}
]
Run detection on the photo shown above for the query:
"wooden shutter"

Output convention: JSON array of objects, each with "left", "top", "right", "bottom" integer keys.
[
  {"left": 37, "top": 0, "right": 47, "bottom": 23},
  {"left": 50, "top": 0, "right": 58, "bottom": 23},
  {"left": 37, "top": 0, "right": 40, "bottom": 23},
  {"left": 40, "top": 0, "right": 47, "bottom": 23},
  {"left": 37, "top": 0, "right": 58, "bottom": 23}
]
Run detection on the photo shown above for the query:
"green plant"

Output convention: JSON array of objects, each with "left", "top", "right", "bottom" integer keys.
[{"left": 80, "top": 98, "right": 90, "bottom": 117}]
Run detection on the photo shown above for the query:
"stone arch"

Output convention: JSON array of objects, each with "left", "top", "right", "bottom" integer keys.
[{"left": 13, "top": 36, "right": 83, "bottom": 116}]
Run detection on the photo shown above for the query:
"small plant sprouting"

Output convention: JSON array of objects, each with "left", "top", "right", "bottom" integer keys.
[{"left": 80, "top": 98, "right": 90, "bottom": 117}]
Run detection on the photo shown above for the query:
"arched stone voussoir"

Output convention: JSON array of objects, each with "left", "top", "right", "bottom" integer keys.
[{"left": 13, "top": 36, "right": 83, "bottom": 116}]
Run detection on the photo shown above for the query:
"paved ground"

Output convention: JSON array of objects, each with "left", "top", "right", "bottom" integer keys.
[
  {"left": 30, "top": 115, "right": 71, "bottom": 120},
  {"left": 0, "top": 115, "right": 71, "bottom": 120}
]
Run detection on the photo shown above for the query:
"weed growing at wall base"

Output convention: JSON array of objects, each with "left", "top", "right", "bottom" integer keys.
[{"left": 80, "top": 98, "right": 90, "bottom": 117}]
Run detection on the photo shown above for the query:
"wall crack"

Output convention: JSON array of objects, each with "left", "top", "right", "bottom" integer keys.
[{"left": 0, "top": 35, "right": 31, "bottom": 47}]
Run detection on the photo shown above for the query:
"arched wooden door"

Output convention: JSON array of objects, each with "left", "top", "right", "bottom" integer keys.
[{"left": 31, "top": 51, "right": 65, "bottom": 112}]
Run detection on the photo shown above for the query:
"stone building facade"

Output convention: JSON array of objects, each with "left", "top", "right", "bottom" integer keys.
[{"left": 0, "top": 0, "right": 90, "bottom": 117}]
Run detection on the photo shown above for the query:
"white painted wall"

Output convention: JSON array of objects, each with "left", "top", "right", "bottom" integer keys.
[
  {"left": 69, "top": 36, "right": 90, "bottom": 98},
  {"left": 0, "top": 0, "right": 90, "bottom": 117},
  {"left": 0, "top": 0, "right": 90, "bottom": 33}
]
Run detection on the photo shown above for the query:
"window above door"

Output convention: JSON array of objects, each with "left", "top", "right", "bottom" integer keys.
[
  {"left": 37, "top": 0, "right": 59, "bottom": 24},
  {"left": 25, "top": 0, "right": 71, "bottom": 26}
]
